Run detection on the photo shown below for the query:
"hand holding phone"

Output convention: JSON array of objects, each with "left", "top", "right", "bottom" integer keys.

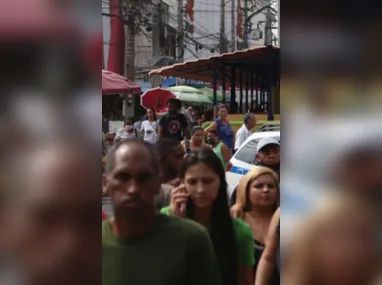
[{"left": 170, "top": 183, "right": 189, "bottom": 217}]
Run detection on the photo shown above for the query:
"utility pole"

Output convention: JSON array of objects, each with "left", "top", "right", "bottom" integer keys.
[
  {"left": 151, "top": 0, "right": 162, "bottom": 87},
  {"left": 277, "top": 0, "right": 280, "bottom": 45},
  {"left": 124, "top": 0, "right": 136, "bottom": 81},
  {"left": 243, "top": 0, "right": 248, "bottom": 49},
  {"left": 177, "top": 0, "right": 184, "bottom": 61},
  {"left": 176, "top": 0, "right": 184, "bottom": 85},
  {"left": 231, "top": 0, "right": 235, "bottom": 51},
  {"left": 264, "top": 4, "right": 273, "bottom": 45},
  {"left": 219, "top": 0, "right": 227, "bottom": 54}
]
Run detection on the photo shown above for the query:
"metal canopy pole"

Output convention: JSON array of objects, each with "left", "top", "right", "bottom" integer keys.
[
  {"left": 250, "top": 73, "right": 254, "bottom": 111},
  {"left": 255, "top": 76, "right": 259, "bottom": 110},
  {"left": 213, "top": 63, "right": 218, "bottom": 119},
  {"left": 267, "top": 54, "right": 274, "bottom": 120},
  {"left": 222, "top": 65, "right": 226, "bottom": 104},
  {"left": 230, "top": 67, "right": 236, "bottom": 113},
  {"left": 245, "top": 72, "right": 249, "bottom": 112},
  {"left": 239, "top": 70, "right": 243, "bottom": 113}
]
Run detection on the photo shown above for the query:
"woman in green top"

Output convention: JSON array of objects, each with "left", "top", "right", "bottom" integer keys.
[
  {"left": 205, "top": 129, "right": 231, "bottom": 169},
  {"left": 161, "top": 148, "right": 254, "bottom": 285}
]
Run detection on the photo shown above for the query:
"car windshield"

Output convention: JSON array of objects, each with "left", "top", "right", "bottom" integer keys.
[{"left": 234, "top": 135, "right": 280, "bottom": 164}]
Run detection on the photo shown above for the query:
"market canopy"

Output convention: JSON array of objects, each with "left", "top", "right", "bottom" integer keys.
[
  {"left": 199, "top": 87, "right": 229, "bottom": 102},
  {"left": 102, "top": 69, "right": 141, "bottom": 95},
  {"left": 149, "top": 46, "right": 279, "bottom": 86},
  {"left": 168, "top": 86, "right": 212, "bottom": 104}
]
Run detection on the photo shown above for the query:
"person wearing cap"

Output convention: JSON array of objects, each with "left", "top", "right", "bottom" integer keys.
[
  {"left": 255, "top": 137, "right": 280, "bottom": 176},
  {"left": 229, "top": 137, "right": 280, "bottom": 207},
  {"left": 234, "top": 113, "right": 256, "bottom": 151}
]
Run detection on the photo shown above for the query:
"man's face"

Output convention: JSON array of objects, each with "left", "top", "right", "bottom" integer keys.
[
  {"left": 104, "top": 143, "right": 160, "bottom": 218},
  {"left": 257, "top": 144, "right": 280, "bottom": 166},
  {"left": 207, "top": 132, "right": 219, "bottom": 144},
  {"left": 163, "top": 145, "right": 185, "bottom": 176},
  {"left": 4, "top": 147, "right": 100, "bottom": 285},
  {"left": 248, "top": 116, "right": 257, "bottom": 129},
  {"left": 168, "top": 102, "right": 177, "bottom": 114}
]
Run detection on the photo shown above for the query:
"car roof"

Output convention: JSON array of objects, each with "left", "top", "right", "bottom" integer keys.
[{"left": 242, "top": 131, "right": 280, "bottom": 146}]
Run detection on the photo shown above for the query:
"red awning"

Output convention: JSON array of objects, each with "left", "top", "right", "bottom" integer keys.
[{"left": 102, "top": 69, "right": 141, "bottom": 95}]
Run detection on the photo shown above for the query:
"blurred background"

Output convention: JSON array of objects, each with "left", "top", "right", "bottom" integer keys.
[
  {"left": 0, "top": 1, "right": 101, "bottom": 285},
  {"left": 281, "top": 1, "right": 382, "bottom": 284}
]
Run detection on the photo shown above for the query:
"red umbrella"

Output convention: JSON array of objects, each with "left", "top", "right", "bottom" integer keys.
[
  {"left": 140, "top": 87, "right": 176, "bottom": 113},
  {"left": 102, "top": 69, "right": 141, "bottom": 95}
]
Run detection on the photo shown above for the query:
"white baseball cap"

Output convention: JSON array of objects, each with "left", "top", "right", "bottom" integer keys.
[{"left": 257, "top": 137, "right": 280, "bottom": 152}]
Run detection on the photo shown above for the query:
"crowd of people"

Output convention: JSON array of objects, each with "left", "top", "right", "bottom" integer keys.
[{"left": 102, "top": 98, "right": 281, "bottom": 285}]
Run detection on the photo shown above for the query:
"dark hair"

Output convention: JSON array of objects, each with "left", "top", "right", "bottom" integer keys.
[
  {"left": 105, "top": 139, "right": 159, "bottom": 174},
  {"left": 146, "top": 108, "right": 157, "bottom": 121},
  {"left": 181, "top": 148, "right": 238, "bottom": 285},
  {"left": 191, "top": 126, "right": 204, "bottom": 136},
  {"left": 125, "top": 117, "right": 134, "bottom": 124},
  {"left": 207, "top": 129, "right": 219, "bottom": 137},
  {"left": 155, "top": 138, "right": 180, "bottom": 157},
  {"left": 167, "top": 98, "right": 181, "bottom": 110}
]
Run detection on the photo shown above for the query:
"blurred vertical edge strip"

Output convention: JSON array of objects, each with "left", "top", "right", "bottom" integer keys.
[
  {"left": 281, "top": 1, "right": 382, "bottom": 284},
  {"left": 0, "top": 0, "right": 103, "bottom": 284}
]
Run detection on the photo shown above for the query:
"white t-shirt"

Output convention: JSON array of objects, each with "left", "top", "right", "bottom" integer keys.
[
  {"left": 114, "top": 128, "right": 136, "bottom": 141},
  {"left": 140, "top": 120, "right": 158, "bottom": 144},
  {"left": 234, "top": 124, "right": 252, "bottom": 150}
]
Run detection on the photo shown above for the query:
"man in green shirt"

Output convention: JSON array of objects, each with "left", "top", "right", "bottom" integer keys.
[{"left": 102, "top": 139, "right": 221, "bottom": 285}]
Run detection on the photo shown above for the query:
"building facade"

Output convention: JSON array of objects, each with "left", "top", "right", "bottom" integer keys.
[{"left": 102, "top": 0, "right": 278, "bottom": 78}]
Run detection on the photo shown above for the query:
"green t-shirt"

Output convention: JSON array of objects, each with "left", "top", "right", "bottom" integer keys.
[
  {"left": 102, "top": 214, "right": 221, "bottom": 285},
  {"left": 161, "top": 207, "right": 255, "bottom": 266}
]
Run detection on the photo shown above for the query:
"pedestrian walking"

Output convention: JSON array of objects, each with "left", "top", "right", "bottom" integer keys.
[
  {"left": 231, "top": 167, "right": 280, "bottom": 285},
  {"left": 181, "top": 126, "right": 211, "bottom": 154},
  {"left": 140, "top": 108, "right": 158, "bottom": 144},
  {"left": 230, "top": 137, "right": 280, "bottom": 206},
  {"left": 158, "top": 99, "right": 189, "bottom": 142},
  {"left": 234, "top": 113, "right": 256, "bottom": 151},
  {"left": 206, "top": 129, "right": 231, "bottom": 169},
  {"left": 255, "top": 137, "right": 280, "bottom": 176},
  {"left": 204, "top": 104, "right": 234, "bottom": 154},
  {"left": 161, "top": 148, "right": 255, "bottom": 285},
  {"left": 102, "top": 139, "right": 221, "bottom": 285},
  {"left": 114, "top": 117, "right": 138, "bottom": 142},
  {"left": 154, "top": 138, "right": 185, "bottom": 209}
]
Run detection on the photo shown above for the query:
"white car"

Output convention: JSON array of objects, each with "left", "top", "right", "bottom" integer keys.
[{"left": 226, "top": 131, "right": 280, "bottom": 198}]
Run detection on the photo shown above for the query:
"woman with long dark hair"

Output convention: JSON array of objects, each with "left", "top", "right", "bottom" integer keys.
[
  {"left": 140, "top": 108, "right": 158, "bottom": 144},
  {"left": 161, "top": 148, "right": 254, "bottom": 285}
]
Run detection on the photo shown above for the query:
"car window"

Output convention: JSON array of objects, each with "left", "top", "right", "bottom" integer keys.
[{"left": 234, "top": 136, "right": 280, "bottom": 164}]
